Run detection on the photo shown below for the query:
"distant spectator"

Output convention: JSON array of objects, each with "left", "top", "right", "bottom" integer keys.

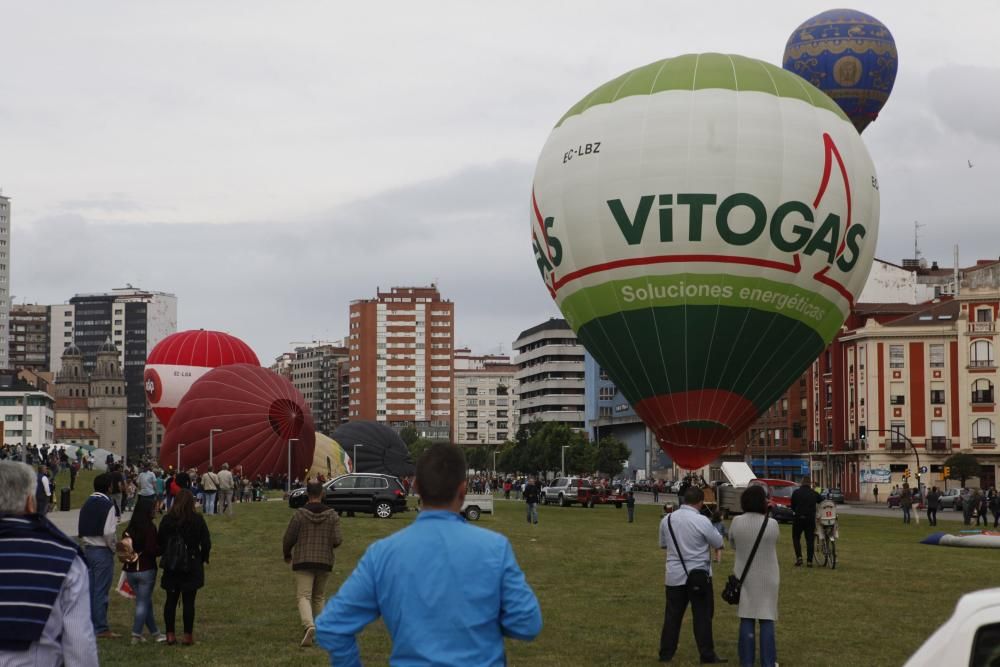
[
  {"left": 158, "top": 489, "right": 211, "bottom": 645},
  {"left": 78, "top": 473, "right": 120, "bottom": 639},
  {"left": 523, "top": 476, "right": 540, "bottom": 525}
]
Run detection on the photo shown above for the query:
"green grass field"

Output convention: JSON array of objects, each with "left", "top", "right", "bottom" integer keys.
[{"left": 84, "top": 487, "right": 995, "bottom": 667}]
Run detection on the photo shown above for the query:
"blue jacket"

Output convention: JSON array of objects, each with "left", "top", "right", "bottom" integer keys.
[{"left": 315, "top": 510, "right": 541, "bottom": 666}]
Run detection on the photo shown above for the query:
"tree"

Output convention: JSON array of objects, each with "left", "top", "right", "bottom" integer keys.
[
  {"left": 408, "top": 437, "right": 434, "bottom": 462},
  {"left": 944, "top": 452, "right": 980, "bottom": 487},
  {"left": 399, "top": 425, "right": 419, "bottom": 447},
  {"left": 595, "top": 436, "right": 631, "bottom": 478},
  {"left": 466, "top": 445, "right": 491, "bottom": 472}
]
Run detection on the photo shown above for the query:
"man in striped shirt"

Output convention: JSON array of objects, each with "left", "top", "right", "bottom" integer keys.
[{"left": 0, "top": 460, "right": 98, "bottom": 666}]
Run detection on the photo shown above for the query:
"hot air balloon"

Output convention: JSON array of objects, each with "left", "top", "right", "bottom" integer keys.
[
  {"left": 307, "top": 433, "right": 351, "bottom": 481},
  {"left": 531, "top": 53, "right": 879, "bottom": 469},
  {"left": 144, "top": 329, "right": 260, "bottom": 426},
  {"left": 782, "top": 8, "right": 897, "bottom": 133},
  {"left": 330, "top": 421, "right": 415, "bottom": 477},
  {"left": 159, "top": 364, "right": 315, "bottom": 479}
]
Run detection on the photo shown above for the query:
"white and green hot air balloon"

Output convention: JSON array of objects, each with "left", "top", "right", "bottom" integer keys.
[{"left": 531, "top": 53, "right": 879, "bottom": 469}]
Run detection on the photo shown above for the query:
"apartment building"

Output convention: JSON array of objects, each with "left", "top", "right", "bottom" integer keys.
[
  {"left": 513, "top": 318, "right": 585, "bottom": 430},
  {"left": 348, "top": 285, "right": 453, "bottom": 441},
  {"left": 453, "top": 347, "right": 517, "bottom": 447},
  {"left": 9, "top": 304, "right": 50, "bottom": 371},
  {"left": 287, "top": 343, "right": 349, "bottom": 437}
]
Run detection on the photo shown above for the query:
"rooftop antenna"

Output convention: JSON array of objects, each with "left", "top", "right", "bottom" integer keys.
[{"left": 914, "top": 221, "right": 924, "bottom": 262}]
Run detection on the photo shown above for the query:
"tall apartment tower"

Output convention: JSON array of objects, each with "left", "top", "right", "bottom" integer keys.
[
  {"left": 0, "top": 195, "right": 11, "bottom": 369},
  {"left": 68, "top": 287, "right": 177, "bottom": 458},
  {"left": 348, "top": 285, "right": 454, "bottom": 442},
  {"left": 48, "top": 305, "right": 76, "bottom": 375},
  {"left": 453, "top": 347, "right": 518, "bottom": 446},
  {"left": 287, "top": 342, "right": 349, "bottom": 436}
]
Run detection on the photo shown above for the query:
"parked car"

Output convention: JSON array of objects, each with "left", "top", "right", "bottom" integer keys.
[
  {"left": 939, "top": 488, "right": 971, "bottom": 510},
  {"left": 756, "top": 478, "right": 797, "bottom": 524},
  {"left": 825, "top": 488, "right": 845, "bottom": 504},
  {"left": 287, "top": 473, "right": 408, "bottom": 518},
  {"left": 540, "top": 477, "right": 596, "bottom": 507}
]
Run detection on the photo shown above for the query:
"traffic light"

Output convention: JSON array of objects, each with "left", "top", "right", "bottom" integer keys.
[
  {"left": 943, "top": 466, "right": 951, "bottom": 478},
  {"left": 859, "top": 425, "right": 866, "bottom": 441}
]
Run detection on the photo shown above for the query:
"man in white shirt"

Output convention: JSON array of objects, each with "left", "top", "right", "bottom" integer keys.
[
  {"left": 77, "top": 474, "right": 119, "bottom": 639},
  {"left": 201, "top": 466, "right": 220, "bottom": 515},
  {"left": 658, "top": 485, "right": 725, "bottom": 664},
  {"left": 36, "top": 465, "right": 51, "bottom": 515},
  {"left": 217, "top": 463, "right": 235, "bottom": 516},
  {"left": 136, "top": 462, "right": 156, "bottom": 509}
]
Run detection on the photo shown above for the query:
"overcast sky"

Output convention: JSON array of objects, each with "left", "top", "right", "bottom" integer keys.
[{"left": 3, "top": 1, "right": 999, "bottom": 362}]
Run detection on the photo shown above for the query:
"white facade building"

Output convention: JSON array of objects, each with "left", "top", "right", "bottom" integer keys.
[
  {"left": 48, "top": 304, "right": 75, "bottom": 374},
  {"left": 453, "top": 348, "right": 518, "bottom": 446},
  {"left": 0, "top": 195, "right": 11, "bottom": 369},
  {"left": 1, "top": 388, "right": 55, "bottom": 451},
  {"left": 513, "top": 318, "right": 586, "bottom": 430}
]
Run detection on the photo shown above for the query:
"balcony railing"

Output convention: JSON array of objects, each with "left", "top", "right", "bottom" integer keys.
[
  {"left": 972, "top": 391, "right": 995, "bottom": 405},
  {"left": 974, "top": 436, "right": 996, "bottom": 444},
  {"left": 926, "top": 437, "right": 951, "bottom": 452},
  {"left": 969, "top": 322, "right": 996, "bottom": 334},
  {"left": 969, "top": 360, "right": 996, "bottom": 369},
  {"left": 887, "top": 441, "right": 908, "bottom": 452}
]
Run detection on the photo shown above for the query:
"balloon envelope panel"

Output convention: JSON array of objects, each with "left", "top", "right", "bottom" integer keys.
[
  {"left": 783, "top": 9, "right": 897, "bottom": 133},
  {"left": 144, "top": 329, "right": 260, "bottom": 427},
  {"left": 160, "top": 364, "right": 315, "bottom": 479},
  {"left": 532, "top": 53, "right": 879, "bottom": 468},
  {"left": 307, "top": 433, "right": 350, "bottom": 481},
  {"left": 330, "top": 421, "right": 415, "bottom": 477}
]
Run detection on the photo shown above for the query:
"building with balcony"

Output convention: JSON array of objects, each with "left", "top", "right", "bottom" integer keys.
[
  {"left": 9, "top": 304, "right": 50, "bottom": 371},
  {"left": 0, "top": 195, "right": 10, "bottom": 369},
  {"left": 513, "top": 318, "right": 585, "bottom": 430},
  {"left": 347, "top": 285, "right": 454, "bottom": 441},
  {"left": 453, "top": 348, "right": 517, "bottom": 447},
  {"left": 287, "top": 343, "right": 349, "bottom": 437}
]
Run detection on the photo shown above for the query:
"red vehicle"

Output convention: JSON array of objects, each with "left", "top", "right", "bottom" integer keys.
[
  {"left": 752, "top": 478, "right": 796, "bottom": 523},
  {"left": 589, "top": 486, "right": 628, "bottom": 508}
]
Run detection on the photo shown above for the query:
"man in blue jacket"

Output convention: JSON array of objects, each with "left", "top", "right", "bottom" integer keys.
[{"left": 316, "top": 443, "right": 542, "bottom": 666}]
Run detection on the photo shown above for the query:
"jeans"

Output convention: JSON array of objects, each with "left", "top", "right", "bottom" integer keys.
[
  {"left": 739, "top": 618, "right": 776, "bottom": 667},
  {"left": 660, "top": 582, "right": 716, "bottom": 661},
  {"left": 203, "top": 491, "right": 217, "bottom": 515},
  {"left": 526, "top": 502, "right": 538, "bottom": 524},
  {"left": 126, "top": 569, "right": 160, "bottom": 637},
  {"left": 627, "top": 506, "right": 635, "bottom": 522},
  {"left": 295, "top": 569, "right": 330, "bottom": 629},
  {"left": 902, "top": 506, "right": 911, "bottom": 523},
  {"left": 927, "top": 508, "right": 937, "bottom": 526},
  {"left": 84, "top": 546, "right": 114, "bottom": 634}
]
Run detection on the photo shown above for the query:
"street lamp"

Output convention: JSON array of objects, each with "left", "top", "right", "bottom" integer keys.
[
  {"left": 493, "top": 450, "right": 499, "bottom": 476},
  {"left": 287, "top": 438, "right": 299, "bottom": 494},
  {"left": 208, "top": 428, "right": 223, "bottom": 468},
  {"left": 20, "top": 392, "right": 29, "bottom": 463},
  {"left": 353, "top": 444, "right": 363, "bottom": 473},
  {"left": 177, "top": 443, "right": 187, "bottom": 472},
  {"left": 561, "top": 445, "right": 570, "bottom": 477}
]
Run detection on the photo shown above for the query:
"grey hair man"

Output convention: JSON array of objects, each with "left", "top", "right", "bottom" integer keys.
[
  {"left": 217, "top": 462, "right": 235, "bottom": 516},
  {"left": 0, "top": 461, "right": 99, "bottom": 665}
]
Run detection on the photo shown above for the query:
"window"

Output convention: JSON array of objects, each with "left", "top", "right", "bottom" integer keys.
[
  {"left": 889, "top": 345, "right": 904, "bottom": 368},
  {"left": 889, "top": 422, "right": 906, "bottom": 443},
  {"left": 466, "top": 387, "right": 478, "bottom": 396},
  {"left": 599, "top": 367, "right": 609, "bottom": 381},
  {"left": 929, "top": 386, "right": 945, "bottom": 404},
  {"left": 599, "top": 406, "right": 612, "bottom": 418},
  {"left": 467, "top": 410, "right": 477, "bottom": 418},
  {"left": 599, "top": 386, "right": 615, "bottom": 400},
  {"left": 971, "top": 340, "right": 995, "bottom": 368},
  {"left": 976, "top": 308, "right": 993, "bottom": 322},
  {"left": 929, "top": 344, "right": 944, "bottom": 368},
  {"left": 890, "top": 382, "right": 905, "bottom": 405},
  {"left": 332, "top": 477, "right": 356, "bottom": 489},
  {"left": 973, "top": 418, "right": 995, "bottom": 444},
  {"left": 972, "top": 379, "right": 994, "bottom": 404},
  {"left": 971, "top": 622, "right": 1000, "bottom": 666}
]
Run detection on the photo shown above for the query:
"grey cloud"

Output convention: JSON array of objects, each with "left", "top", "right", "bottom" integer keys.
[{"left": 927, "top": 65, "right": 1000, "bottom": 145}]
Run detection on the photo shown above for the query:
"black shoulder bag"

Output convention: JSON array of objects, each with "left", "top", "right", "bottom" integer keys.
[
  {"left": 667, "top": 515, "right": 711, "bottom": 597},
  {"left": 721, "top": 510, "right": 769, "bottom": 605}
]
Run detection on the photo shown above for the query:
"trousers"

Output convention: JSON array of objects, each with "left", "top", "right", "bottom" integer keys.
[
  {"left": 84, "top": 546, "right": 113, "bottom": 634},
  {"left": 659, "top": 582, "right": 716, "bottom": 661},
  {"left": 792, "top": 517, "right": 816, "bottom": 562},
  {"left": 295, "top": 569, "right": 330, "bottom": 629},
  {"left": 164, "top": 589, "right": 197, "bottom": 634},
  {"left": 738, "top": 618, "right": 776, "bottom": 667}
]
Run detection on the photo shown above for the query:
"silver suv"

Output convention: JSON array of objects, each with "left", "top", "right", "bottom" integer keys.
[{"left": 540, "top": 477, "right": 594, "bottom": 507}]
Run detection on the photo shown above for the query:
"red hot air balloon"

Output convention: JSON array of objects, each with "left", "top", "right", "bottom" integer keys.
[
  {"left": 144, "top": 330, "right": 260, "bottom": 426},
  {"left": 159, "top": 364, "right": 315, "bottom": 480}
]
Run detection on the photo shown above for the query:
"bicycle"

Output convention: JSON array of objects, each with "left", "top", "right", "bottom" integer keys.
[{"left": 816, "top": 499, "right": 838, "bottom": 569}]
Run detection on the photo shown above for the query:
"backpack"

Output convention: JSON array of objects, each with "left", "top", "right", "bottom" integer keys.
[
  {"left": 161, "top": 533, "right": 192, "bottom": 573},
  {"left": 116, "top": 532, "right": 139, "bottom": 566}
]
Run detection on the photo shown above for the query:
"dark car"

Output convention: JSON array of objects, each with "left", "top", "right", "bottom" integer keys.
[
  {"left": 287, "top": 473, "right": 408, "bottom": 518},
  {"left": 770, "top": 503, "right": 795, "bottom": 524},
  {"left": 887, "top": 489, "right": 924, "bottom": 509},
  {"left": 825, "top": 488, "right": 845, "bottom": 504}
]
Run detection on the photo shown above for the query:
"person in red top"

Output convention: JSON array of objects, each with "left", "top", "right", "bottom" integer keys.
[{"left": 122, "top": 500, "right": 166, "bottom": 644}]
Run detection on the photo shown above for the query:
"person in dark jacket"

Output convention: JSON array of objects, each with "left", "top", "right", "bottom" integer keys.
[
  {"left": 900, "top": 485, "right": 913, "bottom": 524},
  {"left": 157, "top": 489, "right": 211, "bottom": 646},
  {"left": 122, "top": 499, "right": 165, "bottom": 644},
  {"left": 523, "top": 476, "right": 540, "bottom": 525},
  {"left": 925, "top": 487, "right": 941, "bottom": 526},
  {"left": 283, "top": 482, "right": 343, "bottom": 647},
  {"left": 790, "top": 477, "right": 822, "bottom": 567}
]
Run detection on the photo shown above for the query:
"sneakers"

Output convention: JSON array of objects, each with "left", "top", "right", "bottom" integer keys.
[
  {"left": 154, "top": 633, "right": 168, "bottom": 643},
  {"left": 96, "top": 631, "right": 121, "bottom": 639},
  {"left": 130, "top": 634, "right": 146, "bottom": 645},
  {"left": 301, "top": 626, "right": 316, "bottom": 648},
  {"left": 794, "top": 558, "right": 803, "bottom": 567}
]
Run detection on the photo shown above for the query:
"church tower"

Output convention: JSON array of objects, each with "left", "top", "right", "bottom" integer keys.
[
  {"left": 89, "top": 339, "right": 127, "bottom": 458},
  {"left": 54, "top": 344, "right": 92, "bottom": 441}
]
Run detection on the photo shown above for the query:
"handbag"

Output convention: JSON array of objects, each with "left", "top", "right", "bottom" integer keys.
[
  {"left": 667, "top": 515, "right": 711, "bottom": 597},
  {"left": 721, "top": 509, "right": 770, "bottom": 605}
]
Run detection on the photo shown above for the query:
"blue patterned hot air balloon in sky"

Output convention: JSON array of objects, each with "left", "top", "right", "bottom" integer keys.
[{"left": 783, "top": 8, "right": 897, "bottom": 133}]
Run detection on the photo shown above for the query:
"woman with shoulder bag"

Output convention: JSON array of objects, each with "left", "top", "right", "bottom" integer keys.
[
  {"left": 122, "top": 499, "right": 166, "bottom": 644},
  {"left": 728, "top": 485, "right": 780, "bottom": 667},
  {"left": 158, "top": 488, "right": 212, "bottom": 646}
]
